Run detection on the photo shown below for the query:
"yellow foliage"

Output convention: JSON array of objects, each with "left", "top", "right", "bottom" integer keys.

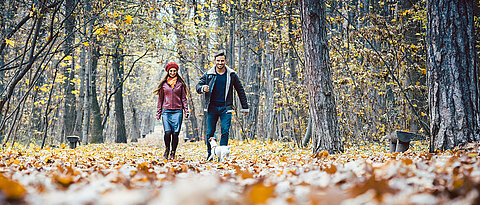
[
  {"left": 124, "top": 15, "right": 133, "bottom": 24},
  {"left": 5, "top": 39, "right": 14, "bottom": 46}
]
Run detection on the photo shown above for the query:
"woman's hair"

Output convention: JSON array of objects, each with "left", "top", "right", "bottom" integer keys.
[{"left": 153, "top": 73, "right": 190, "bottom": 99}]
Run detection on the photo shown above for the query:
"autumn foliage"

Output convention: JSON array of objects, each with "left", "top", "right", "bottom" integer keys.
[{"left": 0, "top": 139, "right": 479, "bottom": 204}]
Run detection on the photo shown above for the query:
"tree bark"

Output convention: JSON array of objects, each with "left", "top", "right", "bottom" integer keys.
[
  {"left": 129, "top": 96, "right": 140, "bottom": 142},
  {"left": 82, "top": 0, "right": 92, "bottom": 145},
  {"left": 113, "top": 45, "right": 127, "bottom": 143},
  {"left": 300, "top": 0, "right": 344, "bottom": 154},
  {"left": 90, "top": 40, "right": 103, "bottom": 143},
  {"left": 427, "top": 0, "right": 479, "bottom": 151},
  {"left": 63, "top": 0, "right": 77, "bottom": 140}
]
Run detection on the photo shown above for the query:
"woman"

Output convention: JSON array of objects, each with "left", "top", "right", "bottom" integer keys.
[{"left": 154, "top": 62, "right": 189, "bottom": 160}]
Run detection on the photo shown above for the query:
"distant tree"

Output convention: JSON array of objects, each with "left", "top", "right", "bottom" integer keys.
[
  {"left": 426, "top": 0, "right": 479, "bottom": 151},
  {"left": 300, "top": 0, "right": 344, "bottom": 154}
]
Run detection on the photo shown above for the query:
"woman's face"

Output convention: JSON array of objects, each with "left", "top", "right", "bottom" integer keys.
[{"left": 168, "top": 68, "right": 177, "bottom": 78}]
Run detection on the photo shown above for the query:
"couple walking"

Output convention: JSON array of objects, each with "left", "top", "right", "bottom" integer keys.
[{"left": 154, "top": 52, "right": 249, "bottom": 160}]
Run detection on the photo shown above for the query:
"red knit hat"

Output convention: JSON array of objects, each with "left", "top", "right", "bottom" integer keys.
[{"left": 165, "top": 62, "right": 179, "bottom": 72}]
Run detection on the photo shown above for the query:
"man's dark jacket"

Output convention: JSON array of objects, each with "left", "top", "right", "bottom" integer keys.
[{"left": 196, "top": 66, "right": 249, "bottom": 113}]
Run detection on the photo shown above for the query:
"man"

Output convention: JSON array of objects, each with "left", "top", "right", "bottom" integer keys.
[{"left": 196, "top": 51, "right": 249, "bottom": 160}]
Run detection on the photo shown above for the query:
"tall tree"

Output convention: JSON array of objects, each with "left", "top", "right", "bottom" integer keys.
[
  {"left": 300, "top": 0, "right": 344, "bottom": 154},
  {"left": 63, "top": 0, "right": 77, "bottom": 140},
  {"left": 89, "top": 39, "right": 103, "bottom": 143},
  {"left": 113, "top": 43, "right": 127, "bottom": 143},
  {"left": 427, "top": 0, "right": 479, "bottom": 151}
]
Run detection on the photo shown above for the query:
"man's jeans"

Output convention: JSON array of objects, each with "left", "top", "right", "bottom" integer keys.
[{"left": 206, "top": 105, "right": 232, "bottom": 157}]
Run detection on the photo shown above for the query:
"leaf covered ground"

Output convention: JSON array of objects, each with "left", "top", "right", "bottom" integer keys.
[{"left": 0, "top": 137, "right": 479, "bottom": 205}]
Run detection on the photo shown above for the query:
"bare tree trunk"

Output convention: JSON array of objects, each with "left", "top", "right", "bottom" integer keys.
[
  {"left": 63, "top": 0, "right": 77, "bottom": 141},
  {"left": 90, "top": 40, "right": 103, "bottom": 143},
  {"left": 300, "top": 0, "right": 344, "bottom": 154},
  {"left": 427, "top": 0, "right": 479, "bottom": 151},
  {"left": 129, "top": 96, "right": 140, "bottom": 142},
  {"left": 113, "top": 44, "right": 127, "bottom": 143},
  {"left": 81, "top": 0, "right": 93, "bottom": 145},
  {"left": 75, "top": 41, "right": 86, "bottom": 140}
]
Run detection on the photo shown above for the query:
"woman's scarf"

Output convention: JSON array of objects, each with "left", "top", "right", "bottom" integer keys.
[{"left": 167, "top": 76, "right": 177, "bottom": 88}]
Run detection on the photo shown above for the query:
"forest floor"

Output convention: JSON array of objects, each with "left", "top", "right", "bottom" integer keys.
[{"left": 0, "top": 130, "right": 479, "bottom": 205}]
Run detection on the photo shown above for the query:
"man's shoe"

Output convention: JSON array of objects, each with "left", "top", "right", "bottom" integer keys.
[{"left": 170, "top": 151, "right": 176, "bottom": 160}]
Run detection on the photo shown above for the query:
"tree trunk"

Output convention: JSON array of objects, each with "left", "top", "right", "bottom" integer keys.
[
  {"left": 63, "top": 0, "right": 77, "bottom": 140},
  {"left": 300, "top": 0, "right": 344, "bottom": 154},
  {"left": 75, "top": 39, "right": 86, "bottom": 139},
  {"left": 82, "top": 0, "right": 92, "bottom": 145},
  {"left": 90, "top": 40, "right": 103, "bottom": 143},
  {"left": 113, "top": 45, "right": 127, "bottom": 143},
  {"left": 427, "top": 0, "right": 479, "bottom": 151},
  {"left": 129, "top": 96, "right": 140, "bottom": 142}
]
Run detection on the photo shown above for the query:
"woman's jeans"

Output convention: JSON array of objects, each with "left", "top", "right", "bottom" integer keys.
[{"left": 206, "top": 105, "right": 232, "bottom": 157}]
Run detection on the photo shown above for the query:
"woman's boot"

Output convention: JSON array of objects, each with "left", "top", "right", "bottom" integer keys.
[
  {"left": 163, "top": 131, "right": 173, "bottom": 159},
  {"left": 170, "top": 132, "right": 179, "bottom": 159}
]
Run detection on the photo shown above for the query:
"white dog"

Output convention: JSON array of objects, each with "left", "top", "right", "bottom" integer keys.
[{"left": 207, "top": 137, "right": 231, "bottom": 162}]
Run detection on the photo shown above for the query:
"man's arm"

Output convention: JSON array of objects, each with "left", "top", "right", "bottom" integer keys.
[
  {"left": 196, "top": 73, "right": 208, "bottom": 94},
  {"left": 232, "top": 73, "right": 249, "bottom": 112}
]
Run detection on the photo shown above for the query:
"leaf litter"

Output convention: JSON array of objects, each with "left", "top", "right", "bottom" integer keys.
[{"left": 0, "top": 139, "right": 479, "bottom": 205}]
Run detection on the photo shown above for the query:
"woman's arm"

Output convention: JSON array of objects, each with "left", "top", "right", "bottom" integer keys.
[{"left": 156, "top": 86, "right": 164, "bottom": 120}]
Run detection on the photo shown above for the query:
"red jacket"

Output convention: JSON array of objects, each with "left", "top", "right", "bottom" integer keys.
[{"left": 156, "top": 81, "right": 189, "bottom": 120}]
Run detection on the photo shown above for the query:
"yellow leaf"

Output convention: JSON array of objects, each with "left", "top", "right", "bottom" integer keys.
[
  {"left": 125, "top": 15, "right": 133, "bottom": 24},
  {"left": 5, "top": 39, "right": 14, "bottom": 46},
  {"left": 64, "top": 56, "right": 73, "bottom": 61},
  {"left": 421, "top": 112, "right": 426, "bottom": 116},
  {"left": 82, "top": 42, "right": 89, "bottom": 46}
]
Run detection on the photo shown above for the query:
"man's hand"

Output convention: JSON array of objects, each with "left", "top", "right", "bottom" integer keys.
[{"left": 203, "top": 85, "right": 210, "bottom": 92}]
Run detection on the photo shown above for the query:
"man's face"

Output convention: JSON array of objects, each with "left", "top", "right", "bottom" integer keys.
[{"left": 215, "top": 55, "right": 226, "bottom": 69}]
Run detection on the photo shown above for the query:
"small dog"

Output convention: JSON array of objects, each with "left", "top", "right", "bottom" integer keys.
[{"left": 207, "top": 137, "right": 231, "bottom": 162}]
